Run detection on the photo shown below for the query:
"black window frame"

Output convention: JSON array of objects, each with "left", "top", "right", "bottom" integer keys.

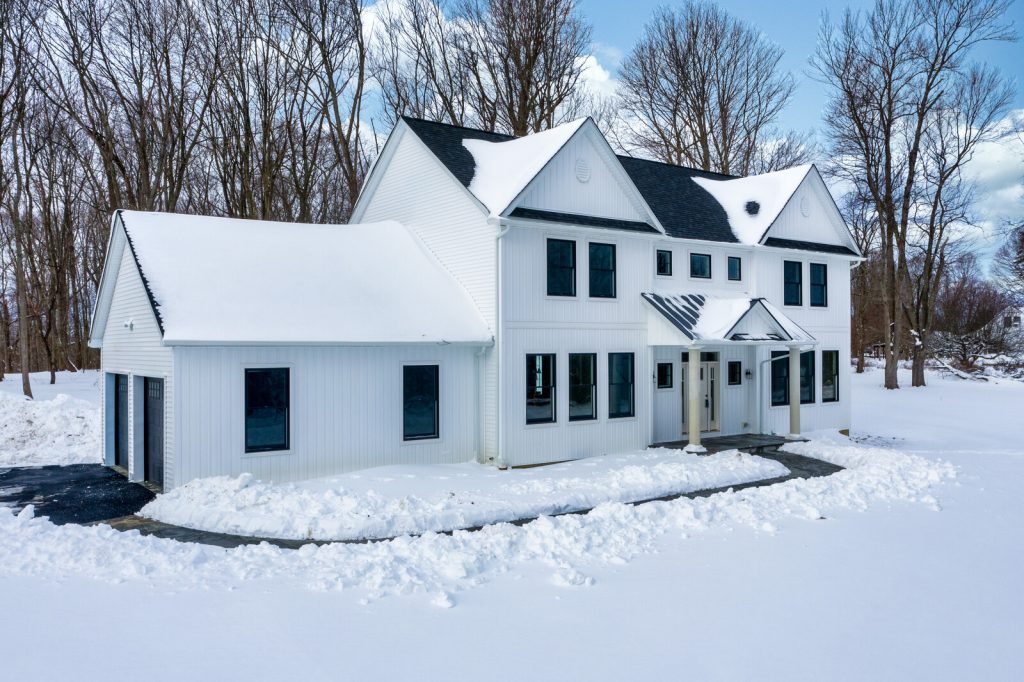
[
  {"left": 608, "top": 352, "right": 635, "bottom": 419},
  {"left": 403, "top": 364, "right": 440, "bottom": 441},
  {"left": 727, "top": 256, "right": 742, "bottom": 282},
  {"left": 546, "top": 239, "right": 576, "bottom": 297},
  {"left": 568, "top": 353, "right": 597, "bottom": 422},
  {"left": 656, "top": 249, "right": 673, "bottom": 276},
  {"left": 822, "top": 350, "right": 839, "bottom": 403},
  {"left": 770, "top": 352, "right": 788, "bottom": 407},
  {"left": 656, "top": 362, "right": 673, "bottom": 389},
  {"left": 727, "top": 361, "right": 742, "bottom": 385},
  {"left": 800, "top": 351, "right": 815, "bottom": 404},
  {"left": 244, "top": 367, "right": 290, "bottom": 454},
  {"left": 810, "top": 263, "right": 828, "bottom": 307},
  {"left": 588, "top": 242, "right": 617, "bottom": 299},
  {"left": 526, "top": 353, "right": 557, "bottom": 424},
  {"left": 689, "top": 252, "right": 712, "bottom": 279},
  {"left": 770, "top": 351, "right": 815, "bottom": 406},
  {"left": 784, "top": 260, "right": 803, "bottom": 306}
]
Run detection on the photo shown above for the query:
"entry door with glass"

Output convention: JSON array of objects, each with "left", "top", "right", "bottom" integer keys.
[{"left": 681, "top": 352, "right": 720, "bottom": 432}]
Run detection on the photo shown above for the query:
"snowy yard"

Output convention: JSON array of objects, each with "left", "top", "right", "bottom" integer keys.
[{"left": 0, "top": 368, "right": 1021, "bottom": 680}]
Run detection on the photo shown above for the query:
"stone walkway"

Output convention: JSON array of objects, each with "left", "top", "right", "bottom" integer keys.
[{"left": 2, "top": 448, "right": 843, "bottom": 549}]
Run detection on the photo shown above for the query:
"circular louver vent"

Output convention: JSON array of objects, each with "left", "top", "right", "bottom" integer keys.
[
  {"left": 575, "top": 157, "right": 591, "bottom": 183},
  {"left": 745, "top": 200, "right": 760, "bottom": 216}
]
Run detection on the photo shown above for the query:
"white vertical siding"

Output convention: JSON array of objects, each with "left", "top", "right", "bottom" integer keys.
[
  {"left": 173, "top": 344, "right": 479, "bottom": 485},
  {"left": 99, "top": 238, "right": 175, "bottom": 486},
  {"left": 765, "top": 172, "right": 855, "bottom": 249}
]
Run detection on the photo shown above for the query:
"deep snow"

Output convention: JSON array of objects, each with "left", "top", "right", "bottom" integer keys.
[{"left": 0, "top": 367, "right": 1021, "bottom": 681}]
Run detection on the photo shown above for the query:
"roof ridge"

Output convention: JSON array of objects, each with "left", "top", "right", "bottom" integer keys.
[{"left": 616, "top": 154, "right": 739, "bottom": 179}]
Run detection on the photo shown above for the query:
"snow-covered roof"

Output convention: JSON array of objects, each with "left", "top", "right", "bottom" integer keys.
[
  {"left": 642, "top": 293, "right": 815, "bottom": 344},
  {"left": 116, "top": 211, "right": 492, "bottom": 345},
  {"left": 461, "top": 119, "right": 588, "bottom": 215},
  {"left": 691, "top": 165, "right": 813, "bottom": 245}
]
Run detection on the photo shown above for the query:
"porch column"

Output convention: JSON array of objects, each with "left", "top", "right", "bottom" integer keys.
[
  {"left": 788, "top": 345, "right": 801, "bottom": 439},
  {"left": 686, "top": 346, "right": 704, "bottom": 451}
]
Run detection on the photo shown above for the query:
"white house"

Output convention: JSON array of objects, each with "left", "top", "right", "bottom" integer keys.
[{"left": 89, "top": 117, "right": 861, "bottom": 489}]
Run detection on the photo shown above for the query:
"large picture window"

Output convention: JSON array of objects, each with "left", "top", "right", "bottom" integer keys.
[
  {"left": 568, "top": 353, "right": 597, "bottom": 421},
  {"left": 810, "top": 263, "right": 828, "bottom": 307},
  {"left": 526, "top": 354, "right": 556, "bottom": 424},
  {"left": 608, "top": 353, "right": 635, "bottom": 418},
  {"left": 547, "top": 239, "right": 576, "bottom": 297},
  {"left": 589, "top": 243, "right": 616, "bottom": 298},
  {"left": 770, "top": 351, "right": 815, "bottom": 406},
  {"left": 244, "top": 368, "right": 290, "bottom": 453},
  {"left": 690, "top": 253, "right": 711, "bottom": 279},
  {"left": 784, "top": 261, "right": 802, "bottom": 306},
  {"left": 822, "top": 350, "right": 839, "bottom": 403},
  {"left": 403, "top": 365, "right": 439, "bottom": 440}
]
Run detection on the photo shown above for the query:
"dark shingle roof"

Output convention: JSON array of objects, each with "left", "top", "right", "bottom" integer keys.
[
  {"left": 616, "top": 156, "right": 738, "bottom": 243},
  {"left": 762, "top": 237, "right": 859, "bottom": 257},
  {"left": 402, "top": 117, "right": 512, "bottom": 188},
  {"left": 508, "top": 207, "right": 659, "bottom": 234}
]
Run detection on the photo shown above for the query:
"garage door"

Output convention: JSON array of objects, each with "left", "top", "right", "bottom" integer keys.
[
  {"left": 144, "top": 378, "right": 164, "bottom": 487},
  {"left": 114, "top": 374, "right": 129, "bottom": 469}
]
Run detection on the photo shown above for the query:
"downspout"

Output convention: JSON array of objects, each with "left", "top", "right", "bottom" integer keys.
[
  {"left": 492, "top": 217, "right": 512, "bottom": 468},
  {"left": 475, "top": 344, "right": 488, "bottom": 462}
]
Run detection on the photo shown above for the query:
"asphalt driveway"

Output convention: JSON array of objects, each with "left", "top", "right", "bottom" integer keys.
[{"left": 0, "top": 464, "right": 154, "bottom": 525}]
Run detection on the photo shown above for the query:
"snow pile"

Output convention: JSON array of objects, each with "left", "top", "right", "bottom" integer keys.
[
  {"left": 0, "top": 436, "right": 954, "bottom": 606},
  {"left": 140, "top": 449, "right": 790, "bottom": 541},
  {"left": 118, "top": 212, "right": 491, "bottom": 344},
  {"left": 0, "top": 391, "right": 101, "bottom": 467},
  {"left": 463, "top": 119, "right": 587, "bottom": 214},
  {"left": 692, "top": 164, "right": 811, "bottom": 244},
  {"left": 691, "top": 296, "right": 757, "bottom": 340}
]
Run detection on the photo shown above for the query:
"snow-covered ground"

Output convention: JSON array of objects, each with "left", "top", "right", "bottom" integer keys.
[
  {"left": 0, "top": 368, "right": 1021, "bottom": 680},
  {"left": 142, "top": 450, "right": 789, "bottom": 541}
]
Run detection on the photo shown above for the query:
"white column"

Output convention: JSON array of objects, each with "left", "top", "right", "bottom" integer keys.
[
  {"left": 686, "top": 346, "right": 704, "bottom": 452},
  {"left": 788, "top": 345, "right": 801, "bottom": 439}
]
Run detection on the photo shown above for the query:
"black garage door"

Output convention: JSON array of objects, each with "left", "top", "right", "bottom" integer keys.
[
  {"left": 114, "top": 374, "right": 129, "bottom": 469},
  {"left": 144, "top": 378, "right": 164, "bottom": 488}
]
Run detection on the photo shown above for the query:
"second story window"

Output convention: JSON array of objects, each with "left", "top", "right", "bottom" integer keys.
[
  {"left": 810, "top": 263, "right": 828, "bottom": 307},
  {"left": 690, "top": 253, "right": 711, "bottom": 279},
  {"left": 547, "top": 239, "right": 576, "bottom": 297},
  {"left": 784, "top": 261, "right": 802, "bottom": 306},
  {"left": 589, "top": 243, "right": 616, "bottom": 298},
  {"left": 728, "top": 256, "right": 742, "bottom": 281},
  {"left": 656, "top": 249, "right": 673, "bottom": 276}
]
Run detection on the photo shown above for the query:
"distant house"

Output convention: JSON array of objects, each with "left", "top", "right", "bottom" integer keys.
[{"left": 90, "top": 117, "right": 861, "bottom": 489}]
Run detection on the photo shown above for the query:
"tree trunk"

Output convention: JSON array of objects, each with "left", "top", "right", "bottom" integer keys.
[{"left": 911, "top": 347, "right": 927, "bottom": 387}]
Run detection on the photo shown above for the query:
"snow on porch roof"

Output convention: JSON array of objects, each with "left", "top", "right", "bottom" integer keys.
[
  {"left": 641, "top": 292, "right": 815, "bottom": 344},
  {"left": 117, "top": 211, "right": 492, "bottom": 345}
]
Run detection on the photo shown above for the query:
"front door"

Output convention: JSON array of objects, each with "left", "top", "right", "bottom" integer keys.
[
  {"left": 114, "top": 374, "right": 129, "bottom": 468},
  {"left": 681, "top": 354, "right": 720, "bottom": 433},
  {"left": 143, "top": 378, "right": 164, "bottom": 487}
]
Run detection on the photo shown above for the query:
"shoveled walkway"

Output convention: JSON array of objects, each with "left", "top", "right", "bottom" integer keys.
[{"left": 2, "top": 448, "right": 842, "bottom": 549}]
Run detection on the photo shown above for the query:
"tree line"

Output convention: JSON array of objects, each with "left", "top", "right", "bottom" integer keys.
[{"left": 0, "top": 0, "right": 1019, "bottom": 396}]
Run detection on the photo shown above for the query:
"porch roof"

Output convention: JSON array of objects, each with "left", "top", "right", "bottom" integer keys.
[{"left": 641, "top": 292, "right": 815, "bottom": 345}]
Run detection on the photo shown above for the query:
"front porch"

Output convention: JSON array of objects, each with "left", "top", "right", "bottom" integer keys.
[{"left": 653, "top": 433, "right": 801, "bottom": 455}]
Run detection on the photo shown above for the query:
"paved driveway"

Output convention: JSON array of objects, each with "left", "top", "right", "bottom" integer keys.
[{"left": 0, "top": 464, "right": 154, "bottom": 525}]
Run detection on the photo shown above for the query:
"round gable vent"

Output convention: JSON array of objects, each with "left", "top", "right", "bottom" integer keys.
[
  {"left": 575, "top": 157, "right": 591, "bottom": 183},
  {"left": 745, "top": 200, "right": 760, "bottom": 216}
]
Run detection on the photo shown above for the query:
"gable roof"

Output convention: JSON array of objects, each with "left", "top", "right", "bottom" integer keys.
[
  {"left": 642, "top": 292, "right": 815, "bottom": 343},
  {"left": 101, "top": 211, "right": 492, "bottom": 346}
]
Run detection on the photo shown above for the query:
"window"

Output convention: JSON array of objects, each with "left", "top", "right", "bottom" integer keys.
[
  {"left": 770, "top": 351, "right": 815, "bottom": 406},
  {"left": 547, "top": 239, "right": 576, "bottom": 297},
  {"left": 244, "top": 368, "right": 289, "bottom": 453},
  {"left": 526, "top": 354, "right": 556, "bottom": 424},
  {"left": 403, "top": 365, "right": 439, "bottom": 440},
  {"left": 810, "top": 263, "right": 828, "bottom": 307},
  {"left": 608, "top": 353, "right": 635, "bottom": 418},
  {"left": 784, "top": 261, "right": 802, "bottom": 306},
  {"left": 589, "top": 242, "right": 616, "bottom": 298},
  {"left": 656, "top": 362, "right": 673, "bottom": 389},
  {"left": 656, "top": 250, "right": 673, "bottom": 276},
  {"left": 727, "top": 361, "right": 742, "bottom": 385},
  {"left": 568, "top": 353, "right": 597, "bottom": 421},
  {"left": 822, "top": 350, "right": 839, "bottom": 403},
  {"left": 728, "top": 256, "right": 742, "bottom": 281},
  {"left": 690, "top": 253, "right": 711, "bottom": 279}
]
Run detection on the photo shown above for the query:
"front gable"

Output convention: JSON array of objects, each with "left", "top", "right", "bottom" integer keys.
[{"left": 761, "top": 167, "right": 860, "bottom": 255}]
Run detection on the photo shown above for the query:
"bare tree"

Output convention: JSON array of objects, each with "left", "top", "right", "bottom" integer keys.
[
  {"left": 933, "top": 254, "right": 1016, "bottom": 369},
  {"left": 843, "top": 190, "right": 881, "bottom": 372},
  {"left": 617, "top": 1, "right": 811, "bottom": 175}
]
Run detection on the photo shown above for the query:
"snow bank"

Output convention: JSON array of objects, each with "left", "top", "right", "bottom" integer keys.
[
  {"left": 0, "top": 437, "right": 954, "bottom": 606},
  {"left": 141, "top": 449, "right": 790, "bottom": 541},
  {"left": 0, "top": 391, "right": 101, "bottom": 467},
  {"left": 692, "top": 165, "right": 811, "bottom": 244}
]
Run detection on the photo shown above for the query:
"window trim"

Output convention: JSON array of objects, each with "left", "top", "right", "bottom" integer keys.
[
  {"left": 656, "top": 362, "right": 673, "bottom": 389},
  {"left": 727, "top": 360, "right": 742, "bottom": 386},
  {"left": 568, "top": 352, "right": 598, "bottom": 422},
  {"left": 588, "top": 241, "right": 617, "bottom": 299},
  {"left": 243, "top": 365, "right": 292, "bottom": 455},
  {"left": 546, "top": 238, "right": 576, "bottom": 298},
  {"left": 810, "top": 262, "right": 828, "bottom": 308},
  {"left": 402, "top": 363, "right": 441, "bottom": 442},
  {"left": 822, "top": 350, "right": 840, "bottom": 403},
  {"left": 727, "top": 256, "right": 742, "bottom": 282},
  {"left": 608, "top": 352, "right": 636, "bottom": 419},
  {"left": 526, "top": 353, "right": 557, "bottom": 425},
  {"left": 783, "top": 260, "right": 803, "bottom": 306},
  {"left": 689, "top": 252, "right": 712, "bottom": 280},
  {"left": 656, "top": 249, "right": 673, "bottom": 277}
]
